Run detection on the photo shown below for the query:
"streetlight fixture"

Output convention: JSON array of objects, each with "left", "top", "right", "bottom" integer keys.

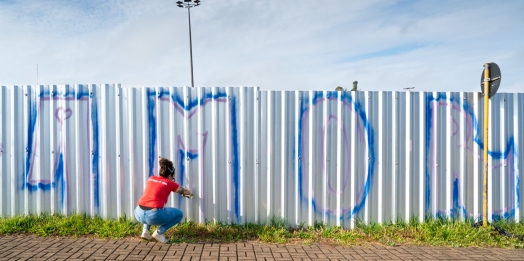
[
  {"left": 177, "top": 0, "right": 201, "bottom": 87},
  {"left": 404, "top": 87, "right": 415, "bottom": 92}
]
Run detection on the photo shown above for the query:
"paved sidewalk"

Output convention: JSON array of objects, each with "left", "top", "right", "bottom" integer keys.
[{"left": 1, "top": 235, "right": 523, "bottom": 260}]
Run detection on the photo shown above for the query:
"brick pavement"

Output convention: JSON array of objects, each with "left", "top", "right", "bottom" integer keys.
[{"left": 0, "top": 235, "right": 523, "bottom": 260}]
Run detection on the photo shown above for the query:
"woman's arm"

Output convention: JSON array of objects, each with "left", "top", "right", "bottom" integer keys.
[{"left": 175, "top": 186, "right": 192, "bottom": 196}]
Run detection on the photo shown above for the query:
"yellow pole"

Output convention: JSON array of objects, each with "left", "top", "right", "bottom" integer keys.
[{"left": 483, "top": 63, "right": 490, "bottom": 227}]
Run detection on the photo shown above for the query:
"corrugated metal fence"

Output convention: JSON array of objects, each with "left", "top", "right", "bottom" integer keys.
[{"left": 1, "top": 85, "right": 522, "bottom": 228}]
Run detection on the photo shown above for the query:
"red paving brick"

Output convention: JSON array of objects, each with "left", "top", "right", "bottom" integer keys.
[{"left": 0, "top": 235, "right": 523, "bottom": 260}]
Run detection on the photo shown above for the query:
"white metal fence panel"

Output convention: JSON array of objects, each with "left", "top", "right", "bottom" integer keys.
[{"left": 1, "top": 85, "right": 522, "bottom": 227}]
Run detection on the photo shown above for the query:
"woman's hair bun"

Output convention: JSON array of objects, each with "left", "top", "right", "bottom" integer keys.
[
  {"left": 159, "top": 158, "right": 175, "bottom": 178},
  {"left": 159, "top": 158, "right": 171, "bottom": 168}
]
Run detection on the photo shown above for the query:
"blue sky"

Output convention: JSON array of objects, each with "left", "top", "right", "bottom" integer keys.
[{"left": 1, "top": 0, "right": 523, "bottom": 92}]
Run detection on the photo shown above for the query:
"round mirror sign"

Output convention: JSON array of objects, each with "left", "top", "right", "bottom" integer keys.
[{"left": 480, "top": 63, "right": 501, "bottom": 97}]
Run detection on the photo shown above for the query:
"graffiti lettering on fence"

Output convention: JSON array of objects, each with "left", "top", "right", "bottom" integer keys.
[
  {"left": 427, "top": 93, "right": 519, "bottom": 220},
  {"left": 24, "top": 86, "right": 99, "bottom": 213},
  {"left": 298, "top": 92, "right": 519, "bottom": 222},
  {"left": 17, "top": 86, "right": 519, "bottom": 223},
  {"left": 152, "top": 88, "right": 240, "bottom": 222},
  {"left": 298, "top": 91, "right": 375, "bottom": 220}
]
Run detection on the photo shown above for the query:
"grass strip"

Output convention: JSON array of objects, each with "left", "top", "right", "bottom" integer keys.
[{"left": 1, "top": 214, "right": 523, "bottom": 248}]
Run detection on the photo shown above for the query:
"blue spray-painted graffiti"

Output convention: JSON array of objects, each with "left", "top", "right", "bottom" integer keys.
[
  {"left": 150, "top": 88, "right": 241, "bottom": 222},
  {"left": 147, "top": 89, "right": 157, "bottom": 177},
  {"left": 24, "top": 85, "right": 99, "bottom": 213},
  {"left": 297, "top": 91, "right": 519, "bottom": 222},
  {"left": 18, "top": 86, "right": 519, "bottom": 223},
  {"left": 90, "top": 87, "right": 100, "bottom": 210},
  {"left": 426, "top": 93, "right": 519, "bottom": 220},
  {"left": 298, "top": 91, "right": 376, "bottom": 220}
]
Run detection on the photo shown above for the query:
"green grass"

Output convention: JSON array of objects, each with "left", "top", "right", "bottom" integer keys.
[
  {"left": 0, "top": 213, "right": 139, "bottom": 238},
  {"left": 1, "top": 214, "right": 523, "bottom": 248}
]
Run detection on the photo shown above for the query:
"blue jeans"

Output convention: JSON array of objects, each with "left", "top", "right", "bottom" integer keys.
[{"left": 134, "top": 206, "right": 184, "bottom": 234}]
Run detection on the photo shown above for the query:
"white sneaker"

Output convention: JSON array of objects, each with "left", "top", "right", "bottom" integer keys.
[
  {"left": 152, "top": 230, "right": 168, "bottom": 244},
  {"left": 141, "top": 229, "right": 152, "bottom": 240}
]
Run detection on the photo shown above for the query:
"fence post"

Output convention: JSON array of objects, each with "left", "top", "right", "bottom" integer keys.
[{"left": 482, "top": 63, "right": 490, "bottom": 227}]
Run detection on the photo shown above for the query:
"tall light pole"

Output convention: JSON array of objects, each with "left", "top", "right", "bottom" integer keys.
[{"left": 177, "top": 0, "right": 201, "bottom": 87}]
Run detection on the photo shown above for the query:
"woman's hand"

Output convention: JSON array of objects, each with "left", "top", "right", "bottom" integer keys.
[{"left": 175, "top": 186, "right": 192, "bottom": 196}]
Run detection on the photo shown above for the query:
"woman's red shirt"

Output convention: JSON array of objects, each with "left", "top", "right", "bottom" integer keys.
[{"left": 137, "top": 176, "right": 180, "bottom": 208}]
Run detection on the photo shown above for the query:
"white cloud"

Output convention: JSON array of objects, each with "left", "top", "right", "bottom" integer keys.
[{"left": 0, "top": 0, "right": 523, "bottom": 93}]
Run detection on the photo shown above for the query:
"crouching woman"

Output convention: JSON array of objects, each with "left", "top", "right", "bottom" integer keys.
[{"left": 134, "top": 158, "right": 192, "bottom": 243}]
